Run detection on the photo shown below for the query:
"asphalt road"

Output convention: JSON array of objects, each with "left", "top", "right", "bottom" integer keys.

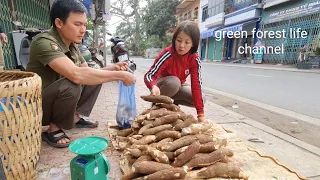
[{"left": 131, "top": 57, "right": 320, "bottom": 119}]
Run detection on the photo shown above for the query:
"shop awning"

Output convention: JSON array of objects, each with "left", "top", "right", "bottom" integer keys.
[
  {"left": 215, "top": 19, "right": 258, "bottom": 37},
  {"left": 82, "top": 0, "right": 93, "bottom": 18},
  {"left": 220, "top": 19, "right": 258, "bottom": 32},
  {"left": 200, "top": 26, "right": 221, "bottom": 39}
]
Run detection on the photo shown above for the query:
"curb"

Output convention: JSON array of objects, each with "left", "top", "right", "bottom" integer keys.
[
  {"left": 202, "top": 86, "right": 320, "bottom": 126},
  {"left": 203, "top": 62, "right": 320, "bottom": 74},
  {"left": 132, "top": 57, "right": 320, "bottom": 74},
  {"left": 206, "top": 100, "right": 320, "bottom": 158}
]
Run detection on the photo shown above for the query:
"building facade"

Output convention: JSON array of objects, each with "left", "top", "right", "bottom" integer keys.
[
  {"left": 199, "top": 0, "right": 225, "bottom": 61},
  {"left": 198, "top": 0, "right": 264, "bottom": 61},
  {"left": 219, "top": 0, "right": 263, "bottom": 61},
  {"left": 176, "top": 0, "right": 200, "bottom": 24},
  {"left": 261, "top": 0, "right": 320, "bottom": 64}
]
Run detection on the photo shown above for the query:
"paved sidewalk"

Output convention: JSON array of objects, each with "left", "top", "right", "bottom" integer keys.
[
  {"left": 36, "top": 70, "right": 320, "bottom": 180},
  {"left": 36, "top": 72, "right": 152, "bottom": 180}
]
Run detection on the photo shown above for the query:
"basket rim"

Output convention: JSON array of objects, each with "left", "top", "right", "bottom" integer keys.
[
  {"left": 0, "top": 71, "right": 38, "bottom": 76},
  {"left": 0, "top": 71, "right": 40, "bottom": 84}
]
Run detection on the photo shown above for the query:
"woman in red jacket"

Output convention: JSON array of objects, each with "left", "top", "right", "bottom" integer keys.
[{"left": 144, "top": 21, "right": 206, "bottom": 122}]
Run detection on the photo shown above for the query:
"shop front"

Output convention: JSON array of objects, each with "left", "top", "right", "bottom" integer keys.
[
  {"left": 218, "top": 19, "right": 260, "bottom": 60},
  {"left": 261, "top": 0, "right": 320, "bottom": 64},
  {"left": 221, "top": 0, "right": 262, "bottom": 61},
  {"left": 200, "top": 26, "right": 224, "bottom": 61}
]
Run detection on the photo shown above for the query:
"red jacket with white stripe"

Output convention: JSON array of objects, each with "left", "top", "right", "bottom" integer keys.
[{"left": 144, "top": 46, "right": 204, "bottom": 115}]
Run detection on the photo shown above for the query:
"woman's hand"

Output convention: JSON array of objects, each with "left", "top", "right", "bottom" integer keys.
[
  {"left": 197, "top": 115, "right": 207, "bottom": 123},
  {"left": 151, "top": 85, "right": 160, "bottom": 95}
]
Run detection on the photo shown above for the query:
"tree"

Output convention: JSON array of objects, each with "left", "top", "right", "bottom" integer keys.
[
  {"left": 111, "top": 0, "right": 146, "bottom": 55},
  {"left": 143, "top": 0, "right": 179, "bottom": 41},
  {"left": 86, "top": 17, "right": 94, "bottom": 30}
]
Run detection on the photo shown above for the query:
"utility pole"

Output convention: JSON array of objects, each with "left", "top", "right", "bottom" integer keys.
[
  {"left": 104, "top": 0, "right": 111, "bottom": 65},
  {"left": 103, "top": 23, "right": 107, "bottom": 65}
]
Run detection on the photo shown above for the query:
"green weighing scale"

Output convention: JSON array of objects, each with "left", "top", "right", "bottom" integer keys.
[{"left": 69, "top": 136, "right": 111, "bottom": 180}]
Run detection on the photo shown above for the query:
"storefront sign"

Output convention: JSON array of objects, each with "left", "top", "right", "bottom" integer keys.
[{"left": 268, "top": 1, "right": 320, "bottom": 23}]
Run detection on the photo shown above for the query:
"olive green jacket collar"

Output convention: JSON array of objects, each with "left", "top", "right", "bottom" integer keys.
[{"left": 49, "top": 27, "right": 76, "bottom": 53}]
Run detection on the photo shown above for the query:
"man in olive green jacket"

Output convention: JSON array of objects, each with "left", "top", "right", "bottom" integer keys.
[{"left": 27, "top": 0, "right": 136, "bottom": 148}]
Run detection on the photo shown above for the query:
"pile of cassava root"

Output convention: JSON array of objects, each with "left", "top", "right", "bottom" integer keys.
[{"left": 117, "top": 95, "right": 248, "bottom": 180}]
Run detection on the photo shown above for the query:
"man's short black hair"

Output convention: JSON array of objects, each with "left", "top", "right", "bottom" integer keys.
[{"left": 50, "top": 0, "right": 87, "bottom": 28}]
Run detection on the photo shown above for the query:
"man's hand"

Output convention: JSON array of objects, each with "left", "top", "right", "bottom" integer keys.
[
  {"left": 120, "top": 71, "right": 136, "bottom": 86},
  {"left": 114, "top": 62, "right": 128, "bottom": 71},
  {"left": 150, "top": 85, "right": 160, "bottom": 95},
  {"left": 0, "top": 33, "right": 8, "bottom": 43}
]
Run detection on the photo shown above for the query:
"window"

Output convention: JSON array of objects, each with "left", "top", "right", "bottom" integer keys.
[
  {"left": 194, "top": 7, "right": 198, "bottom": 19},
  {"left": 184, "top": 13, "right": 188, "bottom": 21},
  {"left": 187, "top": 11, "right": 192, "bottom": 20},
  {"left": 179, "top": 14, "right": 183, "bottom": 23},
  {"left": 202, "top": 6, "right": 208, "bottom": 22},
  {"left": 208, "top": 0, "right": 224, "bottom": 17}
]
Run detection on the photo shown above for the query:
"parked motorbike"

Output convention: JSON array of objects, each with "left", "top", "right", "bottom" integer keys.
[
  {"left": 11, "top": 28, "right": 47, "bottom": 70},
  {"left": 11, "top": 27, "right": 104, "bottom": 70},
  {"left": 78, "top": 45, "right": 104, "bottom": 69},
  {"left": 89, "top": 47, "right": 105, "bottom": 68},
  {"left": 108, "top": 33, "right": 136, "bottom": 73}
]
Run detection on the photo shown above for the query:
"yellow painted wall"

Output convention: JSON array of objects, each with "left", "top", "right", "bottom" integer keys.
[{"left": 176, "top": 0, "right": 200, "bottom": 23}]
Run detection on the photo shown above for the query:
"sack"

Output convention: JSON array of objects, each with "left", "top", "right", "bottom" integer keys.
[{"left": 116, "top": 81, "right": 137, "bottom": 129}]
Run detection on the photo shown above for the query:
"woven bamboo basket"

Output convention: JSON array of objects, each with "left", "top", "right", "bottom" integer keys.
[{"left": 0, "top": 71, "right": 42, "bottom": 180}]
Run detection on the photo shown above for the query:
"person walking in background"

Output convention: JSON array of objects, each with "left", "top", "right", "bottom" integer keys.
[
  {"left": 0, "top": 25, "right": 8, "bottom": 70},
  {"left": 144, "top": 21, "right": 206, "bottom": 122}
]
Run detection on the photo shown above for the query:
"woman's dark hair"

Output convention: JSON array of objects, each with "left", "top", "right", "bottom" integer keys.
[
  {"left": 172, "top": 21, "right": 200, "bottom": 54},
  {"left": 50, "top": 0, "right": 87, "bottom": 28}
]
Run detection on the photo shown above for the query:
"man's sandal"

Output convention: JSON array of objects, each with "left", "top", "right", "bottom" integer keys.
[
  {"left": 42, "top": 129, "right": 70, "bottom": 148},
  {"left": 75, "top": 118, "right": 99, "bottom": 128}
]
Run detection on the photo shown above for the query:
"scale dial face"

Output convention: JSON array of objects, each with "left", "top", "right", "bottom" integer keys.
[{"left": 75, "top": 157, "right": 89, "bottom": 166}]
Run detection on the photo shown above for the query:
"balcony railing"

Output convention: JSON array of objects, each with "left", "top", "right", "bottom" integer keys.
[{"left": 225, "top": 0, "right": 259, "bottom": 14}]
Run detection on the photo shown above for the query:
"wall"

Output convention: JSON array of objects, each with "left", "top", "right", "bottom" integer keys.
[
  {"left": 225, "top": 8, "right": 260, "bottom": 25},
  {"left": 205, "top": 13, "right": 224, "bottom": 28},
  {"left": 145, "top": 48, "right": 162, "bottom": 59}
]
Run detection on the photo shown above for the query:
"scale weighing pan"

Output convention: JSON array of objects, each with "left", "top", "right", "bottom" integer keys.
[{"left": 69, "top": 136, "right": 109, "bottom": 155}]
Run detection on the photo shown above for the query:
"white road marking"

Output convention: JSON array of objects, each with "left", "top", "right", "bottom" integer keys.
[{"left": 247, "top": 74, "right": 272, "bottom": 78}]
